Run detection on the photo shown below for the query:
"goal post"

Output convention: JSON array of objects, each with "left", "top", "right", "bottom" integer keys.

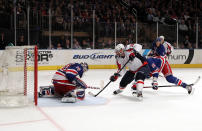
[{"left": 0, "top": 46, "right": 38, "bottom": 107}]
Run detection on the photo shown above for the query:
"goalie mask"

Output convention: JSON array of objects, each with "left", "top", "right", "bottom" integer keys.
[{"left": 80, "top": 62, "right": 89, "bottom": 72}]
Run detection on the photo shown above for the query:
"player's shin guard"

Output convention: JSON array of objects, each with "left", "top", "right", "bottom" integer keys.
[
  {"left": 136, "top": 80, "right": 144, "bottom": 100},
  {"left": 176, "top": 79, "right": 187, "bottom": 88},
  {"left": 166, "top": 75, "right": 187, "bottom": 88},
  {"left": 131, "top": 81, "right": 136, "bottom": 90},
  {"left": 131, "top": 82, "right": 137, "bottom": 94},
  {"left": 136, "top": 80, "right": 144, "bottom": 92}
]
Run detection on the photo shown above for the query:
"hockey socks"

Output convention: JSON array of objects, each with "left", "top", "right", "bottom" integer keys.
[{"left": 166, "top": 75, "right": 187, "bottom": 88}]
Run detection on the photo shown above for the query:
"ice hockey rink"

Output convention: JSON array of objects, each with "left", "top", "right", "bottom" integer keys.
[{"left": 0, "top": 68, "right": 202, "bottom": 131}]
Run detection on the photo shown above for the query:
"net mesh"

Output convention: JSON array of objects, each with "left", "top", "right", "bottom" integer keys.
[{"left": 0, "top": 46, "right": 37, "bottom": 107}]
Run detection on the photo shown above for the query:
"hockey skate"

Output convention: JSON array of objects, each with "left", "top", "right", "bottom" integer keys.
[
  {"left": 185, "top": 85, "right": 192, "bottom": 94},
  {"left": 61, "top": 91, "right": 77, "bottom": 103},
  {"left": 113, "top": 89, "right": 123, "bottom": 95},
  {"left": 136, "top": 91, "right": 143, "bottom": 101}
]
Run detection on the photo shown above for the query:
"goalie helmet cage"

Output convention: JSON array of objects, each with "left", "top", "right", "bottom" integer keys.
[{"left": 0, "top": 46, "right": 38, "bottom": 107}]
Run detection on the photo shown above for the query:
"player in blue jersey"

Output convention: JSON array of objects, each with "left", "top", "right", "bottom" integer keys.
[
  {"left": 147, "top": 36, "right": 192, "bottom": 94},
  {"left": 146, "top": 38, "right": 167, "bottom": 89},
  {"left": 39, "top": 62, "right": 89, "bottom": 103},
  {"left": 159, "top": 36, "right": 192, "bottom": 93}
]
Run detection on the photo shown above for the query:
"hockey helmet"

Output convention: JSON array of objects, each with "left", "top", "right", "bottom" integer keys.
[
  {"left": 159, "top": 36, "right": 165, "bottom": 43},
  {"left": 115, "top": 44, "right": 125, "bottom": 55},
  {"left": 159, "top": 36, "right": 164, "bottom": 41},
  {"left": 156, "top": 38, "right": 161, "bottom": 47},
  {"left": 156, "top": 38, "right": 161, "bottom": 42},
  {"left": 80, "top": 62, "right": 89, "bottom": 72}
]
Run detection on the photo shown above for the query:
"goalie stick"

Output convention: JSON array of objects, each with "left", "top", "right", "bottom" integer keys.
[
  {"left": 39, "top": 81, "right": 104, "bottom": 97},
  {"left": 144, "top": 76, "right": 201, "bottom": 88},
  {"left": 88, "top": 59, "right": 131, "bottom": 97},
  {"left": 39, "top": 83, "right": 102, "bottom": 90}
]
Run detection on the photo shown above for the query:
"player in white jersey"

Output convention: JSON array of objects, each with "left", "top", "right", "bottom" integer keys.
[
  {"left": 159, "top": 36, "right": 174, "bottom": 56},
  {"left": 111, "top": 44, "right": 150, "bottom": 100}
]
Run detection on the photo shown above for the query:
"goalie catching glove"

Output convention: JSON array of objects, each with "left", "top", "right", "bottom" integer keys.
[{"left": 110, "top": 73, "right": 121, "bottom": 82}]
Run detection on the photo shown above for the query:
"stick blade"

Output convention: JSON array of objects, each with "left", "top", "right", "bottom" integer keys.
[
  {"left": 88, "top": 92, "right": 96, "bottom": 97},
  {"left": 191, "top": 76, "right": 201, "bottom": 86},
  {"left": 100, "top": 80, "right": 104, "bottom": 89},
  {"left": 189, "top": 87, "right": 195, "bottom": 95}
]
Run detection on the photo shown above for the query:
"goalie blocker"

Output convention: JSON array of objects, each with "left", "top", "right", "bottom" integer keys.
[{"left": 39, "top": 62, "right": 89, "bottom": 103}]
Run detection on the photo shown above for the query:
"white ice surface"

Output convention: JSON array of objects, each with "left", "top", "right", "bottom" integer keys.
[{"left": 0, "top": 68, "right": 202, "bottom": 131}]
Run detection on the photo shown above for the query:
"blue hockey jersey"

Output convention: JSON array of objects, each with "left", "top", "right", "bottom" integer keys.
[
  {"left": 58, "top": 63, "right": 85, "bottom": 82},
  {"left": 147, "top": 38, "right": 166, "bottom": 78},
  {"left": 152, "top": 38, "right": 166, "bottom": 56},
  {"left": 52, "top": 63, "right": 88, "bottom": 89}
]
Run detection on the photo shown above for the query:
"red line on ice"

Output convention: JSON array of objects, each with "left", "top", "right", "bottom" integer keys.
[
  {"left": 0, "top": 119, "right": 47, "bottom": 126},
  {"left": 37, "top": 107, "right": 65, "bottom": 131}
]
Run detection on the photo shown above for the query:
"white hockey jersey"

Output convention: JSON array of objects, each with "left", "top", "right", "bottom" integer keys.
[
  {"left": 163, "top": 41, "right": 174, "bottom": 55},
  {"left": 125, "top": 43, "right": 142, "bottom": 53},
  {"left": 116, "top": 44, "right": 144, "bottom": 75}
]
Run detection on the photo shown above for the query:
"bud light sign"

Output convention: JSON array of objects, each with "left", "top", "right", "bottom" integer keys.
[{"left": 73, "top": 53, "right": 114, "bottom": 60}]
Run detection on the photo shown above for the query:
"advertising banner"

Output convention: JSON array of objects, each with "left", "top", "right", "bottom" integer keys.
[
  {"left": 142, "top": 49, "right": 194, "bottom": 64},
  {"left": 1, "top": 49, "right": 202, "bottom": 69}
]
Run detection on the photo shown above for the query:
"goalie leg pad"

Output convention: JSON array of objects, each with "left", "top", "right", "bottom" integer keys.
[
  {"left": 39, "top": 86, "right": 55, "bottom": 97},
  {"left": 61, "top": 96, "right": 77, "bottom": 103},
  {"left": 61, "top": 91, "right": 77, "bottom": 103},
  {"left": 76, "top": 89, "right": 85, "bottom": 100}
]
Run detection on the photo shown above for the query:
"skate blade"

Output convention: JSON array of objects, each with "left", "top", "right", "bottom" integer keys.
[
  {"left": 189, "top": 88, "right": 195, "bottom": 95},
  {"left": 137, "top": 96, "right": 143, "bottom": 101}
]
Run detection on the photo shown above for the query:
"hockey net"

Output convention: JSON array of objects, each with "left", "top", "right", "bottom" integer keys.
[{"left": 0, "top": 46, "right": 38, "bottom": 107}]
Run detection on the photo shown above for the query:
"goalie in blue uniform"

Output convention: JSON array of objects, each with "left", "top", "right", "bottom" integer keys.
[{"left": 39, "top": 62, "right": 89, "bottom": 103}]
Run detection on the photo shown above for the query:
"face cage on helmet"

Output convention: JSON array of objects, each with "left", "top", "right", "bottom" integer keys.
[
  {"left": 81, "top": 62, "right": 88, "bottom": 72},
  {"left": 115, "top": 49, "right": 124, "bottom": 56}
]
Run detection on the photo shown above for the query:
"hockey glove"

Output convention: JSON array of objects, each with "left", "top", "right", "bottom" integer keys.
[
  {"left": 152, "top": 80, "right": 158, "bottom": 90},
  {"left": 72, "top": 78, "right": 88, "bottom": 89},
  {"left": 129, "top": 53, "right": 135, "bottom": 61},
  {"left": 110, "top": 73, "right": 121, "bottom": 82}
]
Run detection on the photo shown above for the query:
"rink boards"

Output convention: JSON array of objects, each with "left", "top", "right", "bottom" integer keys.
[{"left": 0, "top": 49, "right": 202, "bottom": 70}]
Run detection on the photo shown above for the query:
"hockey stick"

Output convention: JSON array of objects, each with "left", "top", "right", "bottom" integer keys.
[
  {"left": 143, "top": 76, "right": 201, "bottom": 88},
  {"left": 88, "top": 59, "right": 131, "bottom": 97},
  {"left": 38, "top": 83, "right": 103, "bottom": 98},
  {"left": 40, "top": 83, "right": 102, "bottom": 90}
]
